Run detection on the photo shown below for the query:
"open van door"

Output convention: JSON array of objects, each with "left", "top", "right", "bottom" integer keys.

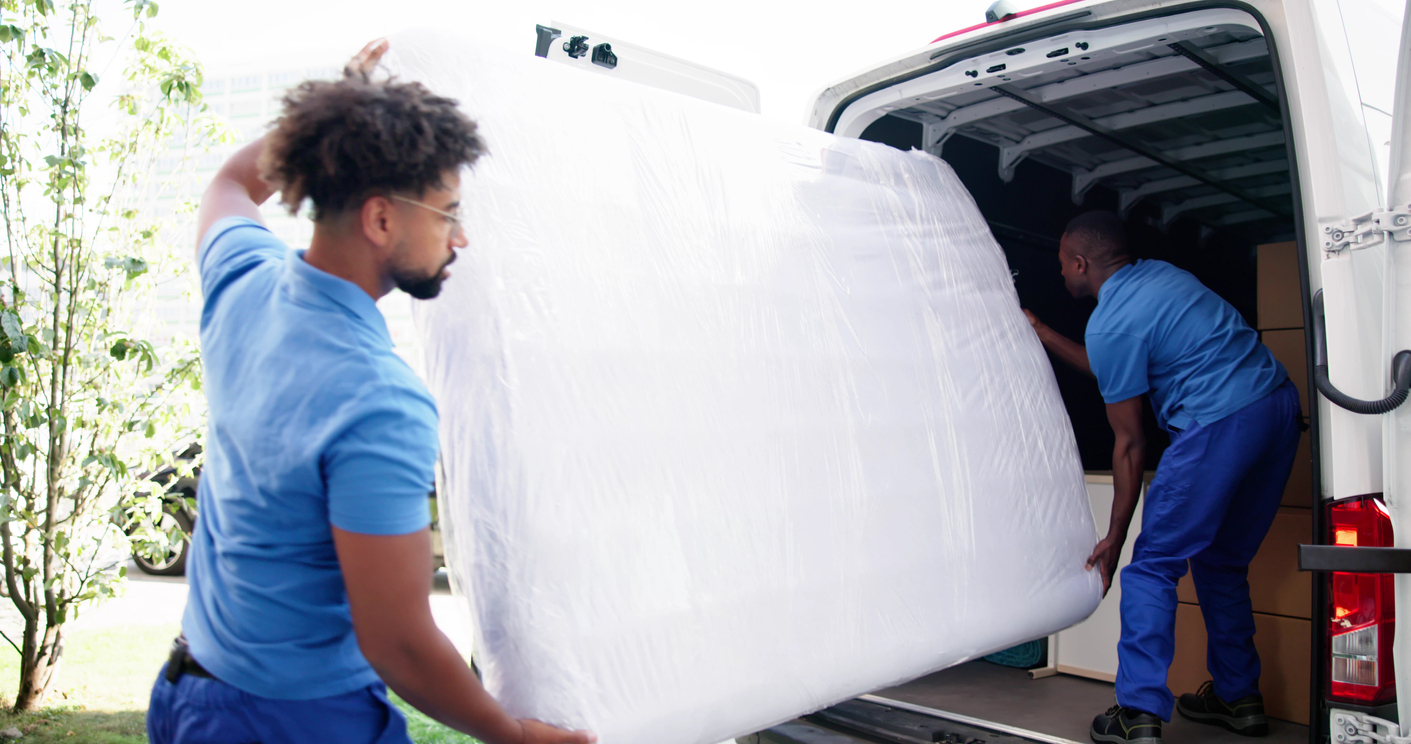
[
  {"left": 1386, "top": 0, "right": 1411, "bottom": 733},
  {"left": 533, "top": 23, "right": 760, "bottom": 114}
]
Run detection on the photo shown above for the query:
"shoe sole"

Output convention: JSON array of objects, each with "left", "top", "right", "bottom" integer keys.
[
  {"left": 1091, "top": 729, "right": 1161, "bottom": 744},
  {"left": 1176, "top": 702, "right": 1269, "bottom": 737}
]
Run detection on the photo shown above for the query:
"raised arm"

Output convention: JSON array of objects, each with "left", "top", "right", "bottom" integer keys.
[
  {"left": 194, "top": 136, "right": 274, "bottom": 254},
  {"left": 193, "top": 39, "right": 391, "bottom": 254},
  {"left": 1024, "top": 309, "right": 1093, "bottom": 378},
  {"left": 332, "top": 526, "right": 596, "bottom": 744}
]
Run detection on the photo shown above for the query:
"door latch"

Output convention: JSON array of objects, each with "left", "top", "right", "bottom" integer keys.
[{"left": 563, "top": 36, "right": 590, "bottom": 59}]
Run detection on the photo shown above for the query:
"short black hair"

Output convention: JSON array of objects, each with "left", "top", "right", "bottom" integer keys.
[
  {"left": 1063, "top": 211, "right": 1128, "bottom": 264},
  {"left": 259, "top": 75, "right": 486, "bottom": 220}
]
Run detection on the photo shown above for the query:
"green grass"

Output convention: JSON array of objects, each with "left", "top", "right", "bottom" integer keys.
[
  {"left": 0, "top": 622, "right": 173, "bottom": 743},
  {"left": 0, "top": 621, "right": 477, "bottom": 743},
  {"left": 392, "top": 691, "right": 479, "bottom": 743}
]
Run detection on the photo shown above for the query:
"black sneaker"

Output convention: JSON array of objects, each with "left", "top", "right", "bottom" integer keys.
[
  {"left": 1091, "top": 705, "right": 1162, "bottom": 744},
  {"left": 1177, "top": 681, "right": 1269, "bottom": 737}
]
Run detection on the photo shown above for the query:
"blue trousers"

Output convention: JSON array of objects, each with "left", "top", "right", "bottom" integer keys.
[
  {"left": 147, "top": 663, "right": 414, "bottom": 744},
  {"left": 1115, "top": 380, "right": 1301, "bottom": 720}
]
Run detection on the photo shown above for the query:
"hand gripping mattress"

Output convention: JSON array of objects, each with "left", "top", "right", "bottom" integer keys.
[{"left": 391, "top": 30, "right": 1102, "bottom": 744}]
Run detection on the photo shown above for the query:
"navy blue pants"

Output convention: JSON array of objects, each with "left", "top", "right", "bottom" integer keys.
[
  {"left": 147, "top": 663, "right": 414, "bottom": 744},
  {"left": 1115, "top": 380, "right": 1301, "bottom": 720}
]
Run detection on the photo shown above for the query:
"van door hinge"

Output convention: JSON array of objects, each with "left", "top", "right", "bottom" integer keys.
[
  {"left": 1323, "top": 205, "right": 1411, "bottom": 253},
  {"left": 1332, "top": 709, "right": 1411, "bottom": 744}
]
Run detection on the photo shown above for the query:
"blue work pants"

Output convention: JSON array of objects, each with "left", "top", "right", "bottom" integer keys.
[
  {"left": 147, "top": 663, "right": 414, "bottom": 744},
  {"left": 1115, "top": 380, "right": 1301, "bottom": 719}
]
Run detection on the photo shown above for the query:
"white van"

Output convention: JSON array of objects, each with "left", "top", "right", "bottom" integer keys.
[{"left": 537, "top": 2, "right": 1410, "bottom": 742}]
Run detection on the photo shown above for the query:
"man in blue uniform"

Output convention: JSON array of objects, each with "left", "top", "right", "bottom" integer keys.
[
  {"left": 1025, "top": 211, "right": 1300, "bottom": 744},
  {"left": 146, "top": 40, "right": 596, "bottom": 744}
]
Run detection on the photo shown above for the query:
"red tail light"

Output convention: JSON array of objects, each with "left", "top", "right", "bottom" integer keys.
[{"left": 1327, "top": 496, "right": 1396, "bottom": 705}]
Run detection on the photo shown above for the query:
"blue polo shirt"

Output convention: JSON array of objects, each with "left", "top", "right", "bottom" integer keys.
[
  {"left": 182, "top": 217, "right": 436, "bottom": 700},
  {"left": 1086, "top": 259, "right": 1288, "bottom": 431}
]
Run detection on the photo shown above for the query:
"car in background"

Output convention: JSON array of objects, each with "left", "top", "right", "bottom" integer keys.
[{"left": 124, "top": 447, "right": 446, "bottom": 576}]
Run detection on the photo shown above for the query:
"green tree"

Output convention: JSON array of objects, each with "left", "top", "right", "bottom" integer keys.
[{"left": 0, "top": 0, "right": 220, "bottom": 710}]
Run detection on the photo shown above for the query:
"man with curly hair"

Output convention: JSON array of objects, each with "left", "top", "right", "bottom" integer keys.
[{"left": 147, "top": 40, "right": 596, "bottom": 744}]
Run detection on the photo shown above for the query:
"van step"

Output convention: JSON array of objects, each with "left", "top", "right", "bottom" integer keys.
[{"left": 751, "top": 698, "right": 1084, "bottom": 744}]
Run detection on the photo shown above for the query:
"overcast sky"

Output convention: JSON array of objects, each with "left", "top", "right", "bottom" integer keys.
[{"left": 142, "top": 0, "right": 1000, "bottom": 124}]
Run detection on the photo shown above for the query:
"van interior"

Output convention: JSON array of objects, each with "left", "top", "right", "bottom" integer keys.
[
  {"left": 854, "top": 7, "right": 1297, "bottom": 474},
  {"left": 836, "top": 6, "right": 1314, "bottom": 743}
]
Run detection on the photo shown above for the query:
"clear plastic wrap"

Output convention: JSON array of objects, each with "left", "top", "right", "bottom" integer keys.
[{"left": 392, "top": 30, "right": 1102, "bottom": 744}]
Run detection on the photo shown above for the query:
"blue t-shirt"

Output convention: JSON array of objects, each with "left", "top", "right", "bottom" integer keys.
[
  {"left": 1086, "top": 259, "right": 1288, "bottom": 431},
  {"left": 182, "top": 217, "right": 436, "bottom": 700}
]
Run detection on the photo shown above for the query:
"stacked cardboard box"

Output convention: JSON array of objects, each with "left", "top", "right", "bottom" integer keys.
[{"left": 1166, "top": 242, "right": 1314, "bottom": 725}]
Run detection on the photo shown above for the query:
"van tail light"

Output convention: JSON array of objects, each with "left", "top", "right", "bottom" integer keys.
[{"left": 1327, "top": 496, "right": 1396, "bottom": 705}]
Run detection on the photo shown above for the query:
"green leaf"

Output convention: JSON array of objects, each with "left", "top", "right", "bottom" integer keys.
[
  {"left": 0, "top": 311, "right": 23, "bottom": 350},
  {"left": 109, "top": 339, "right": 128, "bottom": 360},
  {"left": 78, "top": 71, "right": 97, "bottom": 91}
]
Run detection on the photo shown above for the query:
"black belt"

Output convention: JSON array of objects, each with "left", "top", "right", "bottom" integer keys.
[{"left": 165, "top": 636, "right": 216, "bottom": 683}]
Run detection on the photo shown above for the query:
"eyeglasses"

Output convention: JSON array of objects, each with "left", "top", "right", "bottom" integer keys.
[{"left": 391, "top": 194, "right": 464, "bottom": 235}]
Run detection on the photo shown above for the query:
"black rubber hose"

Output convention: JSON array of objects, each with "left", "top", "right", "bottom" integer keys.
[{"left": 1311, "top": 290, "right": 1411, "bottom": 415}]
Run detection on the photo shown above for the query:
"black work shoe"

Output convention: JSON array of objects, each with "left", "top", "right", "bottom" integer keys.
[
  {"left": 1091, "top": 705, "right": 1162, "bottom": 744},
  {"left": 1177, "top": 681, "right": 1269, "bottom": 737}
]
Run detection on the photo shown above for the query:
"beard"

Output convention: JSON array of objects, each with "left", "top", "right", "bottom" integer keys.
[{"left": 392, "top": 252, "right": 457, "bottom": 300}]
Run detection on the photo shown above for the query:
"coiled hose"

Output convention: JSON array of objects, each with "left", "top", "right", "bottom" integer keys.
[{"left": 1312, "top": 290, "right": 1411, "bottom": 415}]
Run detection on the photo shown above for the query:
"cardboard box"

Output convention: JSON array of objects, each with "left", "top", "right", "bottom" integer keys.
[
  {"left": 1176, "top": 507, "right": 1311, "bottom": 619},
  {"left": 1258, "top": 242, "right": 1302, "bottom": 330},
  {"left": 1263, "top": 329, "right": 1309, "bottom": 415},
  {"left": 1282, "top": 431, "right": 1313, "bottom": 508},
  {"left": 1168, "top": 603, "right": 1310, "bottom": 724}
]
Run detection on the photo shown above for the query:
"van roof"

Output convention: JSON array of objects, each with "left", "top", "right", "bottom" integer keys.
[{"left": 930, "top": 0, "right": 1087, "bottom": 44}]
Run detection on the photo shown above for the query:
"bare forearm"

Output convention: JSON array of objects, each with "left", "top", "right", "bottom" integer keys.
[
  {"left": 195, "top": 134, "right": 275, "bottom": 253},
  {"left": 1035, "top": 324, "right": 1093, "bottom": 378},
  {"left": 215, "top": 135, "right": 276, "bottom": 206},
  {"left": 1107, "top": 439, "right": 1144, "bottom": 542},
  {"left": 369, "top": 630, "right": 523, "bottom": 744}
]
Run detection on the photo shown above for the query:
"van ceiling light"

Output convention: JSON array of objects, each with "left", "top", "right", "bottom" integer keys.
[{"left": 985, "top": 0, "right": 1020, "bottom": 23}]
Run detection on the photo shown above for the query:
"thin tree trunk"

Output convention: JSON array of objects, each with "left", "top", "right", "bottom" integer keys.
[{"left": 12, "top": 620, "right": 60, "bottom": 711}]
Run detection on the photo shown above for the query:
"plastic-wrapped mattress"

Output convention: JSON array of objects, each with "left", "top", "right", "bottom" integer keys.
[{"left": 393, "top": 30, "right": 1101, "bottom": 744}]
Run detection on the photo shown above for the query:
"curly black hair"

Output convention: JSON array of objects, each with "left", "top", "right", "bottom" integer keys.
[{"left": 259, "top": 75, "right": 485, "bottom": 220}]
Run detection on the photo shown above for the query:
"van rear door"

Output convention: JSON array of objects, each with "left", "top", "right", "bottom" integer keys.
[
  {"left": 1383, "top": 0, "right": 1411, "bottom": 729},
  {"left": 534, "top": 23, "right": 760, "bottom": 114}
]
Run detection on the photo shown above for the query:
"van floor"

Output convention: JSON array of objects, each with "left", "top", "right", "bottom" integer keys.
[{"left": 873, "top": 661, "right": 1308, "bottom": 744}]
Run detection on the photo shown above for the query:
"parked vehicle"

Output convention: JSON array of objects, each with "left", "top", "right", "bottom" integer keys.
[
  {"left": 539, "top": 1, "right": 1411, "bottom": 741},
  {"left": 123, "top": 446, "right": 446, "bottom": 576},
  {"left": 121, "top": 446, "right": 200, "bottom": 577}
]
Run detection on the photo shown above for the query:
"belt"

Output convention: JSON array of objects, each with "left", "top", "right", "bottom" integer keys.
[{"left": 165, "top": 636, "right": 216, "bottom": 683}]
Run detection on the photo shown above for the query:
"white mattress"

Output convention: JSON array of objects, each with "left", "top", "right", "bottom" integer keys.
[{"left": 394, "top": 30, "right": 1101, "bottom": 744}]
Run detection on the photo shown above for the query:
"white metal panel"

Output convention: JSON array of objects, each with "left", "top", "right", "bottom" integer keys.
[
  {"left": 1336, "top": 0, "right": 1404, "bottom": 115},
  {"left": 1283, "top": 0, "right": 1389, "bottom": 498},
  {"left": 1380, "top": 0, "right": 1411, "bottom": 733},
  {"left": 538, "top": 22, "right": 760, "bottom": 114}
]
